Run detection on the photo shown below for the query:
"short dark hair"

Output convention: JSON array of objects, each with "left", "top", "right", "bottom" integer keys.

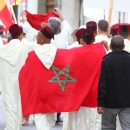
[
  {"left": 98, "top": 20, "right": 108, "bottom": 32},
  {"left": 119, "top": 32, "right": 130, "bottom": 38},
  {"left": 82, "top": 28, "right": 95, "bottom": 44},
  {"left": 11, "top": 29, "right": 23, "bottom": 39},
  {"left": 111, "top": 35, "right": 124, "bottom": 50},
  {"left": 83, "top": 35, "right": 93, "bottom": 44},
  {"left": 77, "top": 39, "right": 81, "bottom": 44}
]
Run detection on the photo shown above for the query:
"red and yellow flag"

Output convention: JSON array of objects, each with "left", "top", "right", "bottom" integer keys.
[
  {"left": 9, "top": 0, "right": 26, "bottom": 5},
  {"left": 0, "top": 0, "right": 14, "bottom": 31}
]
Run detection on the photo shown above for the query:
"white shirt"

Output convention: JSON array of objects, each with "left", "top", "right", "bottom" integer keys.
[
  {"left": 67, "top": 41, "right": 82, "bottom": 49},
  {"left": 95, "top": 34, "right": 110, "bottom": 44}
]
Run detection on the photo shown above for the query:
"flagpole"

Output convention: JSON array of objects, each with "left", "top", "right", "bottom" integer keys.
[
  {"left": 10, "top": 5, "right": 17, "bottom": 24},
  {"left": 108, "top": 0, "right": 114, "bottom": 27}
]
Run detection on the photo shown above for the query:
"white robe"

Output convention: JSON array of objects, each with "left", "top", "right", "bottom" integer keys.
[
  {"left": 0, "top": 38, "right": 39, "bottom": 130},
  {"left": 63, "top": 107, "right": 101, "bottom": 130},
  {"left": 33, "top": 44, "right": 57, "bottom": 130},
  {"left": 22, "top": 20, "right": 72, "bottom": 48},
  {"left": 0, "top": 36, "right": 3, "bottom": 92},
  {"left": 67, "top": 41, "right": 82, "bottom": 49}
]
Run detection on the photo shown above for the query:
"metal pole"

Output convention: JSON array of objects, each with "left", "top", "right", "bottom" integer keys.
[
  {"left": 104, "top": 10, "right": 105, "bottom": 19},
  {"left": 119, "top": 12, "right": 121, "bottom": 23}
]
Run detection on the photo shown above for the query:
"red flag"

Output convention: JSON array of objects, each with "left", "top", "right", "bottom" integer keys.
[
  {"left": 19, "top": 43, "right": 106, "bottom": 116},
  {"left": 0, "top": 0, "right": 14, "bottom": 32},
  {"left": 25, "top": 10, "right": 59, "bottom": 30}
]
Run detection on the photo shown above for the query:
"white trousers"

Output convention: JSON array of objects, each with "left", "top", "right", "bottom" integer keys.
[
  {"left": 62, "top": 107, "right": 121, "bottom": 130},
  {"left": 2, "top": 98, "right": 22, "bottom": 130},
  {"left": 1, "top": 91, "right": 22, "bottom": 130},
  {"left": 34, "top": 113, "right": 55, "bottom": 130},
  {"left": 62, "top": 107, "right": 100, "bottom": 130}
]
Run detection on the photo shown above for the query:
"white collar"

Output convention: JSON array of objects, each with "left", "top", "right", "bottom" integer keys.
[
  {"left": 34, "top": 44, "right": 57, "bottom": 69},
  {"left": 124, "top": 39, "right": 130, "bottom": 42},
  {"left": 99, "top": 34, "right": 107, "bottom": 36}
]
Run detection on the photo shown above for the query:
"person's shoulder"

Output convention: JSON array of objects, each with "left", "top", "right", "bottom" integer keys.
[
  {"left": 28, "top": 50, "right": 35, "bottom": 57},
  {"left": 103, "top": 51, "right": 115, "bottom": 61},
  {"left": 104, "top": 50, "right": 130, "bottom": 59},
  {"left": 122, "top": 50, "right": 130, "bottom": 57},
  {"left": 103, "top": 53, "right": 111, "bottom": 59},
  {"left": 25, "top": 50, "right": 37, "bottom": 63}
]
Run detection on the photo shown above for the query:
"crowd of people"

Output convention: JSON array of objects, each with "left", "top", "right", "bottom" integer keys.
[{"left": 0, "top": 8, "right": 130, "bottom": 130}]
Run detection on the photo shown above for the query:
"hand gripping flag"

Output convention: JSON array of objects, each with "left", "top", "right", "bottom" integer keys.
[
  {"left": 19, "top": 43, "right": 106, "bottom": 116},
  {"left": 25, "top": 10, "right": 59, "bottom": 30}
]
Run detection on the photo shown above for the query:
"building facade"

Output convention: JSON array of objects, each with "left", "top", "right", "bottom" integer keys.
[
  {"left": 17, "top": 0, "right": 85, "bottom": 31},
  {"left": 17, "top": 0, "right": 130, "bottom": 31}
]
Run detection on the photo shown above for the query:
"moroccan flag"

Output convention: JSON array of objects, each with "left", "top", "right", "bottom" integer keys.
[
  {"left": 9, "top": 0, "right": 26, "bottom": 5},
  {"left": 0, "top": 0, "right": 14, "bottom": 32},
  {"left": 25, "top": 10, "right": 59, "bottom": 30},
  {"left": 19, "top": 43, "right": 106, "bottom": 116}
]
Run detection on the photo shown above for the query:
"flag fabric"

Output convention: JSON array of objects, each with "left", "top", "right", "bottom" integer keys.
[
  {"left": 25, "top": 10, "right": 59, "bottom": 30},
  {"left": 0, "top": 0, "right": 14, "bottom": 32},
  {"left": 19, "top": 43, "right": 106, "bottom": 116},
  {"left": 9, "top": 0, "right": 26, "bottom": 5}
]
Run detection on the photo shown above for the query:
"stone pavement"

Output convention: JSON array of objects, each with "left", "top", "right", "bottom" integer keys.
[{"left": 0, "top": 96, "right": 62, "bottom": 130}]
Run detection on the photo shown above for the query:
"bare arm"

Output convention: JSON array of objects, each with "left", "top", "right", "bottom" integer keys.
[{"left": 20, "top": 10, "right": 38, "bottom": 42}]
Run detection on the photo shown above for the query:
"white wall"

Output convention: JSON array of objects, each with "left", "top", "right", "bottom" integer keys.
[
  {"left": 61, "top": 0, "right": 80, "bottom": 31},
  {"left": 27, "top": 0, "right": 38, "bottom": 14}
]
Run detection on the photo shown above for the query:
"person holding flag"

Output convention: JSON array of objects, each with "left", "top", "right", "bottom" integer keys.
[
  {"left": 21, "top": 8, "right": 72, "bottom": 48},
  {"left": 19, "top": 25, "right": 56, "bottom": 130},
  {"left": 19, "top": 26, "right": 108, "bottom": 130},
  {"left": 63, "top": 28, "right": 110, "bottom": 130}
]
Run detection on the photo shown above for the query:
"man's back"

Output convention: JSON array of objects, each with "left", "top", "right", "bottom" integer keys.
[
  {"left": 95, "top": 34, "right": 110, "bottom": 44},
  {"left": 98, "top": 36, "right": 130, "bottom": 130},
  {"left": 0, "top": 38, "right": 39, "bottom": 91},
  {"left": 0, "top": 38, "right": 38, "bottom": 130},
  {"left": 100, "top": 50, "right": 130, "bottom": 108}
]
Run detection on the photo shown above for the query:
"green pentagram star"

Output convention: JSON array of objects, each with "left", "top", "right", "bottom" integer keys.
[{"left": 49, "top": 65, "right": 77, "bottom": 92}]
